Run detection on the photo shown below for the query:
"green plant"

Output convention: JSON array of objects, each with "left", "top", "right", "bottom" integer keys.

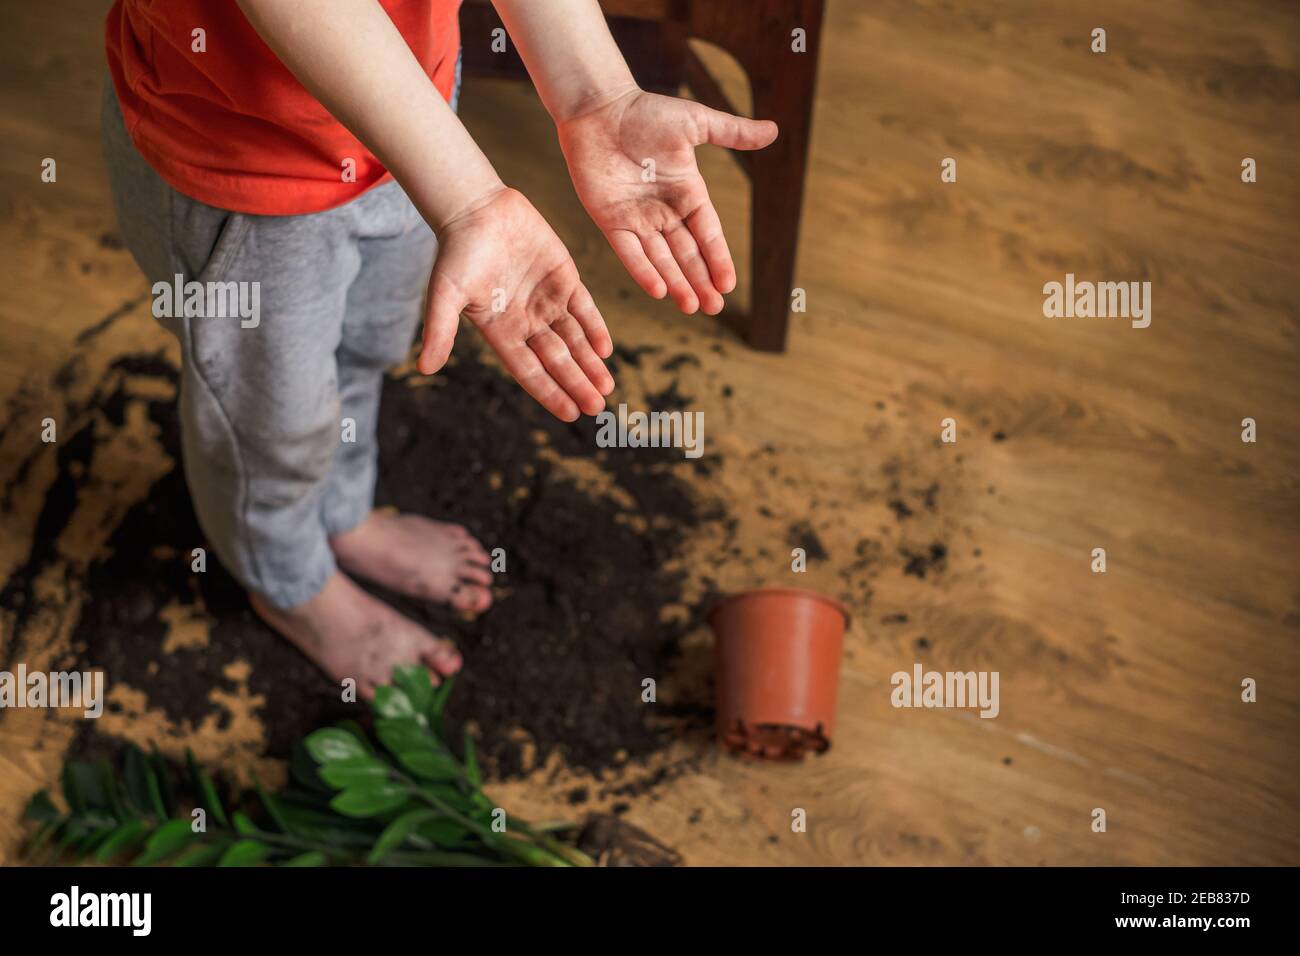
[{"left": 24, "top": 665, "right": 593, "bottom": 867}]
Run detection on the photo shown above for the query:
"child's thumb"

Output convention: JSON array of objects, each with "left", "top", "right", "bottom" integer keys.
[
  {"left": 418, "top": 276, "right": 467, "bottom": 375},
  {"left": 701, "top": 106, "right": 779, "bottom": 151}
]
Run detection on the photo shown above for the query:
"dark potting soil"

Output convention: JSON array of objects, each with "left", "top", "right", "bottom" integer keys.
[
  {"left": 901, "top": 542, "right": 948, "bottom": 579},
  {"left": 787, "top": 520, "right": 828, "bottom": 562},
  {"left": 3, "top": 341, "right": 721, "bottom": 779},
  {"left": 370, "top": 344, "right": 723, "bottom": 776}
]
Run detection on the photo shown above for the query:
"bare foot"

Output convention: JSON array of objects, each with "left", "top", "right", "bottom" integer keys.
[
  {"left": 250, "top": 571, "right": 462, "bottom": 698},
  {"left": 329, "top": 511, "right": 494, "bottom": 614}
]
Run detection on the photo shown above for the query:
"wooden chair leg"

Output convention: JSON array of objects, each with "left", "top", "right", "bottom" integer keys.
[
  {"left": 745, "top": 31, "right": 820, "bottom": 350},
  {"left": 688, "top": 0, "right": 825, "bottom": 352}
]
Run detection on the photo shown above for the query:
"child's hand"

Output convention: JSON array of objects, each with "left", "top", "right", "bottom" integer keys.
[
  {"left": 557, "top": 89, "right": 778, "bottom": 315},
  {"left": 419, "top": 187, "right": 615, "bottom": 422}
]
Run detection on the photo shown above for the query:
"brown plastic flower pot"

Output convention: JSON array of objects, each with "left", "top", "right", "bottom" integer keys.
[{"left": 708, "top": 587, "right": 849, "bottom": 760}]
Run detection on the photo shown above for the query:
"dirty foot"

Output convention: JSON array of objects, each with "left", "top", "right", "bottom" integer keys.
[
  {"left": 250, "top": 571, "right": 462, "bottom": 698},
  {"left": 329, "top": 511, "right": 494, "bottom": 614}
]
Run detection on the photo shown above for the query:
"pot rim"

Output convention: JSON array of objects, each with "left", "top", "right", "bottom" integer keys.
[{"left": 707, "top": 586, "right": 850, "bottom": 631}]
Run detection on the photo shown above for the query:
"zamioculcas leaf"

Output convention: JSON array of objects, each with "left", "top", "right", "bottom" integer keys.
[
  {"left": 23, "top": 790, "right": 60, "bottom": 824},
  {"left": 61, "top": 764, "right": 87, "bottom": 815},
  {"left": 186, "top": 750, "right": 230, "bottom": 828},
  {"left": 55, "top": 822, "right": 88, "bottom": 859},
  {"left": 431, "top": 675, "right": 454, "bottom": 720},
  {"left": 255, "top": 777, "right": 296, "bottom": 836},
  {"left": 97, "top": 760, "right": 127, "bottom": 821},
  {"left": 276, "top": 819, "right": 375, "bottom": 849},
  {"left": 373, "top": 685, "right": 416, "bottom": 720},
  {"left": 71, "top": 762, "right": 107, "bottom": 811},
  {"left": 415, "top": 817, "right": 472, "bottom": 848},
  {"left": 391, "top": 665, "right": 434, "bottom": 720},
  {"left": 463, "top": 731, "right": 481, "bottom": 789},
  {"left": 283, "top": 851, "right": 329, "bottom": 867},
  {"left": 134, "top": 819, "right": 195, "bottom": 865},
  {"left": 420, "top": 784, "right": 478, "bottom": 814},
  {"left": 217, "top": 839, "right": 269, "bottom": 867},
  {"left": 76, "top": 827, "right": 116, "bottom": 858},
  {"left": 375, "top": 716, "right": 431, "bottom": 756},
  {"left": 416, "top": 792, "right": 497, "bottom": 847},
  {"left": 172, "top": 843, "right": 229, "bottom": 867},
  {"left": 396, "top": 751, "right": 460, "bottom": 782},
  {"left": 305, "top": 728, "right": 368, "bottom": 764},
  {"left": 123, "top": 746, "right": 154, "bottom": 815},
  {"left": 367, "top": 809, "right": 437, "bottom": 863},
  {"left": 334, "top": 719, "right": 376, "bottom": 753},
  {"left": 150, "top": 747, "right": 177, "bottom": 817},
  {"left": 318, "top": 756, "right": 390, "bottom": 790},
  {"left": 429, "top": 676, "right": 455, "bottom": 739},
  {"left": 289, "top": 742, "right": 331, "bottom": 793},
  {"left": 270, "top": 797, "right": 381, "bottom": 847},
  {"left": 94, "top": 820, "right": 149, "bottom": 864},
  {"left": 330, "top": 784, "right": 411, "bottom": 818},
  {"left": 144, "top": 763, "right": 168, "bottom": 821}
]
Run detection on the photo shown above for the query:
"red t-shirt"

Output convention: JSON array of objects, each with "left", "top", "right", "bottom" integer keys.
[{"left": 106, "top": 0, "right": 462, "bottom": 215}]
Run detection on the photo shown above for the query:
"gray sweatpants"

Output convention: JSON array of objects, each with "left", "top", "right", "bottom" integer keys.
[{"left": 101, "top": 83, "right": 441, "bottom": 609}]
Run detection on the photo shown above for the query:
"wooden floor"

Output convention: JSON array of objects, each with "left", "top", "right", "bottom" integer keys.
[{"left": 1, "top": 0, "right": 1297, "bottom": 865}]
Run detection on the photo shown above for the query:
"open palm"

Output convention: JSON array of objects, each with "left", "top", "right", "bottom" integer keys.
[
  {"left": 558, "top": 89, "right": 778, "bottom": 315},
  {"left": 419, "top": 187, "right": 614, "bottom": 422}
]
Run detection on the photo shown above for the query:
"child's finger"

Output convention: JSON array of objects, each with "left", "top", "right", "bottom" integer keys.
[
  {"left": 664, "top": 220, "right": 724, "bottom": 315},
  {"left": 528, "top": 327, "right": 606, "bottom": 417},
  {"left": 554, "top": 315, "right": 615, "bottom": 395},
  {"left": 699, "top": 105, "right": 779, "bottom": 151},
  {"left": 418, "top": 277, "right": 466, "bottom": 375},
  {"left": 685, "top": 202, "right": 737, "bottom": 295},
  {"left": 608, "top": 230, "right": 666, "bottom": 301},
  {"left": 643, "top": 232, "right": 699, "bottom": 314},
  {"left": 567, "top": 282, "right": 614, "bottom": 358},
  {"left": 492, "top": 337, "right": 581, "bottom": 421}
]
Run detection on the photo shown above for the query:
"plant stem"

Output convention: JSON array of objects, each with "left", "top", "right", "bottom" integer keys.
[
  {"left": 225, "top": 824, "right": 353, "bottom": 863},
  {"left": 512, "top": 820, "right": 596, "bottom": 867},
  {"left": 411, "top": 787, "right": 574, "bottom": 867}
]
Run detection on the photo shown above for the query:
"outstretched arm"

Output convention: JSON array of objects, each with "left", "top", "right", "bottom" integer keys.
[
  {"left": 234, "top": 0, "right": 613, "bottom": 421},
  {"left": 492, "top": 0, "right": 779, "bottom": 315}
]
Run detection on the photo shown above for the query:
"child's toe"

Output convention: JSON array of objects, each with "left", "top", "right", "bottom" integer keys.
[
  {"left": 459, "top": 564, "right": 494, "bottom": 588},
  {"left": 451, "top": 583, "right": 492, "bottom": 613},
  {"left": 421, "top": 637, "right": 462, "bottom": 676}
]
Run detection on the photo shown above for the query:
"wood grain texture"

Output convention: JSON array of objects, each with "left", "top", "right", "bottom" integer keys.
[{"left": 0, "top": 0, "right": 1297, "bottom": 866}]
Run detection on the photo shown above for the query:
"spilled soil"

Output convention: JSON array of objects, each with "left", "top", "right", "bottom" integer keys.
[
  {"left": 2, "top": 341, "right": 723, "bottom": 779},
  {"left": 1, "top": 307, "right": 973, "bottom": 853}
]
